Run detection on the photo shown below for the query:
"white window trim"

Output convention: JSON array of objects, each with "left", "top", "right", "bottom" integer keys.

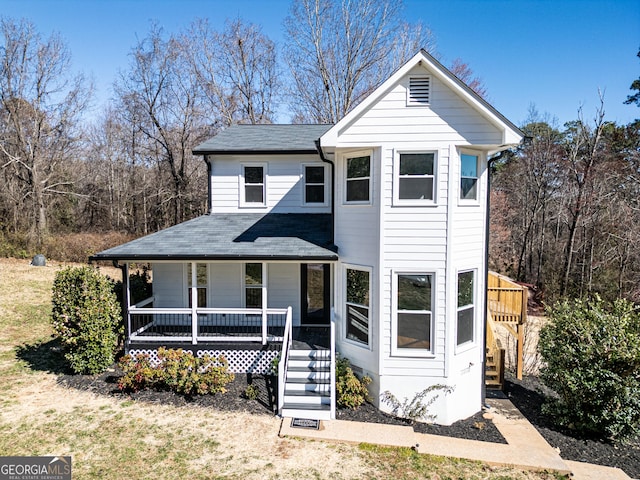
[
  {"left": 239, "top": 162, "right": 268, "bottom": 208},
  {"left": 301, "top": 163, "right": 329, "bottom": 207},
  {"left": 242, "top": 262, "right": 267, "bottom": 309},
  {"left": 185, "top": 262, "right": 209, "bottom": 308},
  {"left": 392, "top": 150, "right": 438, "bottom": 206},
  {"left": 458, "top": 151, "right": 480, "bottom": 205},
  {"left": 406, "top": 75, "right": 431, "bottom": 107},
  {"left": 343, "top": 264, "right": 373, "bottom": 349},
  {"left": 391, "top": 270, "right": 436, "bottom": 357},
  {"left": 343, "top": 150, "right": 373, "bottom": 206},
  {"left": 455, "top": 268, "right": 477, "bottom": 352}
]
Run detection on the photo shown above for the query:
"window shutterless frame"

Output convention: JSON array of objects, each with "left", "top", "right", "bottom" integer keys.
[
  {"left": 391, "top": 271, "right": 435, "bottom": 357},
  {"left": 393, "top": 150, "right": 437, "bottom": 205},
  {"left": 240, "top": 163, "right": 267, "bottom": 207},
  {"left": 456, "top": 269, "right": 476, "bottom": 348},
  {"left": 344, "top": 151, "right": 372, "bottom": 205},
  {"left": 459, "top": 152, "right": 479, "bottom": 202},
  {"left": 301, "top": 163, "right": 328, "bottom": 206},
  {"left": 344, "top": 264, "right": 372, "bottom": 347}
]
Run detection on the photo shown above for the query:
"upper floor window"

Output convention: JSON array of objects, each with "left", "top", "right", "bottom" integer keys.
[
  {"left": 303, "top": 164, "right": 326, "bottom": 205},
  {"left": 457, "top": 270, "right": 475, "bottom": 346},
  {"left": 394, "top": 152, "right": 436, "bottom": 204},
  {"left": 460, "top": 154, "right": 479, "bottom": 201},
  {"left": 241, "top": 163, "right": 266, "bottom": 207},
  {"left": 345, "top": 153, "right": 371, "bottom": 204}
]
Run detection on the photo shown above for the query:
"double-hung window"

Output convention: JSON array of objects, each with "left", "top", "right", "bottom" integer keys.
[
  {"left": 303, "top": 164, "right": 326, "bottom": 205},
  {"left": 394, "top": 273, "right": 433, "bottom": 355},
  {"left": 241, "top": 164, "right": 266, "bottom": 206},
  {"left": 345, "top": 153, "right": 371, "bottom": 203},
  {"left": 457, "top": 270, "right": 475, "bottom": 346},
  {"left": 245, "top": 263, "right": 264, "bottom": 308},
  {"left": 187, "top": 263, "right": 207, "bottom": 308},
  {"left": 460, "top": 153, "right": 479, "bottom": 201},
  {"left": 345, "top": 267, "right": 370, "bottom": 346},
  {"left": 395, "top": 152, "right": 435, "bottom": 204}
]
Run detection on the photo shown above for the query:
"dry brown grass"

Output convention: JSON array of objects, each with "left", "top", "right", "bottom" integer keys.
[{"left": 0, "top": 258, "right": 565, "bottom": 479}]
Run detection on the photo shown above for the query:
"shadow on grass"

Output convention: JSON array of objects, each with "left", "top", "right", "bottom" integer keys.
[{"left": 15, "top": 337, "right": 71, "bottom": 375}]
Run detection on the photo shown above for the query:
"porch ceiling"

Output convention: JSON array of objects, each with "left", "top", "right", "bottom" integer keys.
[{"left": 90, "top": 213, "right": 338, "bottom": 262}]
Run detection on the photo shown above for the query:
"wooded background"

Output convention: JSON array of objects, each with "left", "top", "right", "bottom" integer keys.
[{"left": 1, "top": 0, "right": 638, "bottom": 304}]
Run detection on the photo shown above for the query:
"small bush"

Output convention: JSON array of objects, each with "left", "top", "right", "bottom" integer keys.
[
  {"left": 51, "top": 266, "right": 121, "bottom": 374},
  {"left": 538, "top": 296, "right": 640, "bottom": 440},
  {"left": 336, "top": 356, "right": 371, "bottom": 409},
  {"left": 118, "top": 348, "right": 235, "bottom": 396},
  {"left": 244, "top": 384, "right": 260, "bottom": 400}
]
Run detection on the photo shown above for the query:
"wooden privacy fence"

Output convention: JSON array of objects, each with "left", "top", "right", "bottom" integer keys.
[{"left": 487, "top": 272, "right": 528, "bottom": 380}]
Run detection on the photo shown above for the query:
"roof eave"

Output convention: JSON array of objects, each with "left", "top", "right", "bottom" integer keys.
[
  {"left": 89, "top": 253, "right": 339, "bottom": 262},
  {"left": 192, "top": 149, "right": 320, "bottom": 156}
]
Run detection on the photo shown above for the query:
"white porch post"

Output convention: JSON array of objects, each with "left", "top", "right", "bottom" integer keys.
[
  {"left": 124, "top": 263, "right": 131, "bottom": 346},
  {"left": 261, "top": 262, "right": 268, "bottom": 345},
  {"left": 190, "top": 261, "right": 198, "bottom": 345}
]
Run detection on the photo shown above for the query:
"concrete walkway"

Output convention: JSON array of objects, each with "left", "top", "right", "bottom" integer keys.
[{"left": 279, "top": 398, "right": 633, "bottom": 480}]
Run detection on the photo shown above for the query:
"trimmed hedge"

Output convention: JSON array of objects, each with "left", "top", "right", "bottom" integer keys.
[
  {"left": 538, "top": 296, "right": 640, "bottom": 440},
  {"left": 51, "top": 266, "right": 121, "bottom": 374}
]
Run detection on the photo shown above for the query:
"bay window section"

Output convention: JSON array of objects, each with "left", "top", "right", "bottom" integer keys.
[
  {"left": 460, "top": 154, "right": 478, "bottom": 201},
  {"left": 397, "top": 153, "right": 435, "bottom": 202},
  {"left": 457, "top": 270, "right": 475, "bottom": 346},
  {"left": 394, "top": 273, "right": 433, "bottom": 354},
  {"left": 345, "top": 267, "right": 370, "bottom": 346},
  {"left": 345, "top": 154, "right": 371, "bottom": 203}
]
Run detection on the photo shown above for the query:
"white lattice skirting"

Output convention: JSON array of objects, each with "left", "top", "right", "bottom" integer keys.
[{"left": 128, "top": 348, "right": 279, "bottom": 374}]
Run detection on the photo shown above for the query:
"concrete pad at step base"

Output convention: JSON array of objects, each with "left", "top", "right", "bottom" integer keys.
[{"left": 565, "top": 460, "right": 633, "bottom": 480}]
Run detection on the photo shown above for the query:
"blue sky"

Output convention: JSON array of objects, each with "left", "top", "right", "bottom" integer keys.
[{"left": 2, "top": 0, "right": 639, "bottom": 127}]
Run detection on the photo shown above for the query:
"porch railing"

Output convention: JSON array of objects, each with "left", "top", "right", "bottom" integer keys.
[
  {"left": 128, "top": 296, "right": 289, "bottom": 345},
  {"left": 277, "top": 306, "right": 294, "bottom": 416}
]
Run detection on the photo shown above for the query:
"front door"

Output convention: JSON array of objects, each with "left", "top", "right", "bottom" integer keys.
[{"left": 301, "top": 264, "right": 330, "bottom": 325}]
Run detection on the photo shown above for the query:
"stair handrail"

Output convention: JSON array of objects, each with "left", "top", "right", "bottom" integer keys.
[
  {"left": 486, "top": 309, "right": 505, "bottom": 388},
  {"left": 277, "top": 306, "right": 293, "bottom": 416},
  {"left": 330, "top": 308, "right": 336, "bottom": 419}
]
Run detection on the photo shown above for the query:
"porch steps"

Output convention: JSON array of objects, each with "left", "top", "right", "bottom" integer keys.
[
  {"left": 485, "top": 349, "right": 503, "bottom": 390},
  {"left": 281, "top": 348, "right": 332, "bottom": 420}
]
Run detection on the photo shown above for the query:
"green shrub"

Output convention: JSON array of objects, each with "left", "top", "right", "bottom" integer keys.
[
  {"left": 538, "top": 296, "right": 640, "bottom": 440},
  {"left": 51, "top": 266, "right": 121, "bottom": 374},
  {"left": 335, "top": 356, "right": 371, "bottom": 409},
  {"left": 244, "top": 384, "right": 259, "bottom": 400},
  {"left": 118, "top": 348, "right": 235, "bottom": 396}
]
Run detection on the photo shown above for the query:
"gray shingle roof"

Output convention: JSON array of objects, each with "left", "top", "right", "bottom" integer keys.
[
  {"left": 90, "top": 214, "right": 338, "bottom": 261},
  {"left": 193, "top": 124, "right": 333, "bottom": 154}
]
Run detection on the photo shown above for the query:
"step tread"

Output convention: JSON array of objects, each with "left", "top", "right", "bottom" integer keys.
[
  {"left": 284, "top": 389, "right": 330, "bottom": 397},
  {"left": 287, "top": 365, "right": 331, "bottom": 372},
  {"left": 282, "top": 403, "right": 331, "bottom": 411},
  {"left": 286, "top": 377, "right": 331, "bottom": 384}
]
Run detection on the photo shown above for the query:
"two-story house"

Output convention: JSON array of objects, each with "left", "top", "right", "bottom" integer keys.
[{"left": 91, "top": 50, "right": 523, "bottom": 424}]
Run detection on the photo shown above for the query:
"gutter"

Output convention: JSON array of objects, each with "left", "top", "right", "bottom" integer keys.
[{"left": 314, "top": 138, "right": 335, "bottom": 246}]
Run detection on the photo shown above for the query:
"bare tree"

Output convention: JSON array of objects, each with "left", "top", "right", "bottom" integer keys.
[
  {"left": 449, "top": 58, "right": 488, "bottom": 99},
  {"left": 283, "top": 0, "right": 435, "bottom": 123}
]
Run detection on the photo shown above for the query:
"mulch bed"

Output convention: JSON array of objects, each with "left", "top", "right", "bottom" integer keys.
[{"left": 58, "top": 369, "right": 640, "bottom": 478}]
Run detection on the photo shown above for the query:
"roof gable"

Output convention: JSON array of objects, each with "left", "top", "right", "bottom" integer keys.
[{"left": 320, "top": 49, "right": 523, "bottom": 148}]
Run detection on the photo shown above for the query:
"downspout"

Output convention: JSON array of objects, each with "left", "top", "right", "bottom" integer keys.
[
  {"left": 482, "top": 146, "right": 518, "bottom": 406},
  {"left": 204, "top": 156, "right": 213, "bottom": 215},
  {"left": 314, "top": 138, "right": 335, "bottom": 245}
]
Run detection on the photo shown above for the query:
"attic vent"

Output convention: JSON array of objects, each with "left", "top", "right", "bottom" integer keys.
[{"left": 408, "top": 76, "right": 430, "bottom": 105}]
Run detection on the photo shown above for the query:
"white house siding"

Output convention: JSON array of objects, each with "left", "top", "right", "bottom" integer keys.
[
  {"left": 209, "top": 154, "right": 330, "bottom": 214},
  {"left": 210, "top": 263, "right": 242, "bottom": 308},
  {"left": 328, "top": 65, "right": 500, "bottom": 423},
  {"left": 267, "top": 263, "right": 301, "bottom": 324},
  {"left": 151, "top": 263, "right": 186, "bottom": 307}
]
